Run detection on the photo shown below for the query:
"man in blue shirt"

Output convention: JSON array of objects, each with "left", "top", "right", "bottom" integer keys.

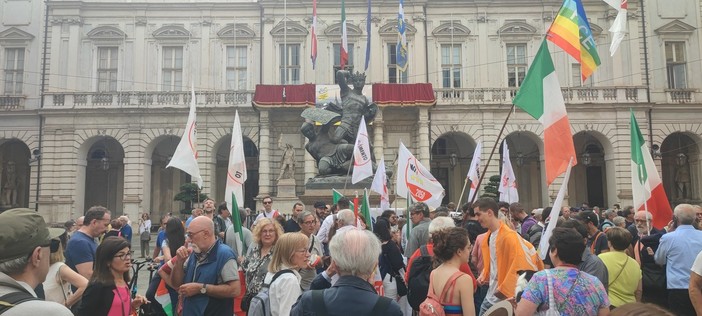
[
  {"left": 119, "top": 215, "right": 133, "bottom": 245},
  {"left": 654, "top": 203, "right": 702, "bottom": 316},
  {"left": 65, "top": 206, "right": 111, "bottom": 280}
]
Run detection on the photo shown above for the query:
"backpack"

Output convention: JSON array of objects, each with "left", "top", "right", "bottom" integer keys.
[
  {"left": 0, "top": 291, "right": 40, "bottom": 315},
  {"left": 407, "top": 245, "right": 433, "bottom": 311},
  {"left": 418, "top": 270, "right": 464, "bottom": 316},
  {"left": 248, "top": 269, "right": 294, "bottom": 316}
]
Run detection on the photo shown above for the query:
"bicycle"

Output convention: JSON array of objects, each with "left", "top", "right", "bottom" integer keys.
[{"left": 129, "top": 258, "right": 160, "bottom": 316}]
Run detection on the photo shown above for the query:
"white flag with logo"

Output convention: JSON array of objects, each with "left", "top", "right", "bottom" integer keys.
[
  {"left": 396, "top": 142, "right": 444, "bottom": 208},
  {"left": 352, "top": 116, "right": 373, "bottom": 184},
  {"left": 466, "top": 141, "right": 482, "bottom": 203},
  {"left": 166, "top": 85, "right": 202, "bottom": 188},
  {"left": 539, "top": 157, "right": 574, "bottom": 259},
  {"left": 370, "top": 159, "right": 390, "bottom": 210},
  {"left": 498, "top": 141, "right": 519, "bottom": 203},
  {"left": 226, "top": 110, "right": 248, "bottom": 215}
]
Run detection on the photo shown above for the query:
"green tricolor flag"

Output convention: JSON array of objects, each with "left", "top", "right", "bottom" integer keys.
[
  {"left": 361, "top": 189, "right": 372, "bottom": 230},
  {"left": 231, "top": 192, "right": 245, "bottom": 253},
  {"left": 332, "top": 189, "right": 354, "bottom": 209}
]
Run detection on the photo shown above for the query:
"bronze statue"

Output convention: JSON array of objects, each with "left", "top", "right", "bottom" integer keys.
[
  {"left": 2, "top": 161, "right": 18, "bottom": 206},
  {"left": 300, "top": 70, "right": 377, "bottom": 177},
  {"left": 675, "top": 153, "right": 690, "bottom": 199}
]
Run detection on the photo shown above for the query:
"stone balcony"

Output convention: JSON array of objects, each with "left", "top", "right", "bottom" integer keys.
[
  {"left": 434, "top": 86, "right": 648, "bottom": 105},
  {"left": 44, "top": 90, "right": 255, "bottom": 108},
  {"left": 0, "top": 95, "right": 25, "bottom": 110},
  {"left": 665, "top": 89, "right": 697, "bottom": 103}
]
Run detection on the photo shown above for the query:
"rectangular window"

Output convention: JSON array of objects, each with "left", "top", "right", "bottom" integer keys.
[
  {"left": 333, "top": 43, "right": 355, "bottom": 83},
  {"left": 97, "top": 47, "right": 118, "bottom": 92},
  {"left": 4, "top": 48, "right": 24, "bottom": 94},
  {"left": 279, "top": 44, "right": 300, "bottom": 84},
  {"left": 571, "top": 63, "right": 593, "bottom": 87},
  {"left": 162, "top": 46, "right": 183, "bottom": 91},
  {"left": 387, "top": 43, "right": 408, "bottom": 83},
  {"left": 506, "top": 43, "right": 527, "bottom": 88},
  {"left": 666, "top": 41, "right": 687, "bottom": 89},
  {"left": 226, "top": 46, "right": 247, "bottom": 90},
  {"left": 441, "top": 44, "right": 461, "bottom": 88}
]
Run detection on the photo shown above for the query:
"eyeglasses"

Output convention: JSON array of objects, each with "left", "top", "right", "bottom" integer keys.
[
  {"left": 302, "top": 220, "right": 317, "bottom": 225},
  {"left": 261, "top": 229, "right": 276, "bottom": 235},
  {"left": 294, "top": 248, "right": 309, "bottom": 254},
  {"left": 113, "top": 251, "right": 133, "bottom": 261},
  {"left": 263, "top": 201, "right": 272, "bottom": 205},
  {"left": 186, "top": 230, "right": 206, "bottom": 238}
]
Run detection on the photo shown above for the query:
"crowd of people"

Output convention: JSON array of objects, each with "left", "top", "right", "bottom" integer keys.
[{"left": 2, "top": 196, "right": 702, "bottom": 316}]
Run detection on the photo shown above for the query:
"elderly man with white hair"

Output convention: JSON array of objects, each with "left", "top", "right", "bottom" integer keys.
[{"left": 291, "top": 229, "right": 402, "bottom": 315}]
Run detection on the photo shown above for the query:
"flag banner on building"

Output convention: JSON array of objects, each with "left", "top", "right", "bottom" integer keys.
[
  {"left": 546, "top": 0, "right": 601, "bottom": 81},
  {"left": 311, "top": 0, "right": 318, "bottom": 68},
  {"left": 365, "top": 0, "right": 372, "bottom": 70},
  {"left": 166, "top": 85, "right": 203, "bottom": 188},
  {"left": 630, "top": 110, "right": 672, "bottom": 229},
  {"left": 361, "top": 189, "right": 373, "bottom": 229},
  {"left": 370, "top": 158, "right": 391, "bottom": 210},
  {"left": 352, "top": 116, "right": 373, "bottom": 183},
  {"left": 513, "top": 40, "right": 577, "bottom": 186},
  {"left": 499, "top": 141, "right": 519, "bottom": 203},
  {"left": 396, "top": 0, "right": 408, "bottom": 72},
  {"left": 466, "top": 141, "right": 482, "bottom": 203},
  {"left": 226, "top": 110, "right": 247, "bottom": 247},
  {"left": 539, "top": 157, "right": 574, "bottom": 259},
  {"left": 340, "top": 0, "right": 348, "bottom": 69},
  {"left": 396, "top": 142, "right": 445, "bottom": 208},
  {"left": 603, "top": 0, "right": 627, "bottom": 56}
]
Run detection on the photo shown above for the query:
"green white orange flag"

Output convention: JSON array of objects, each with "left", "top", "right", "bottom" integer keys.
[
  {"left": 513, "top": 40, "right": 576, "bottom": 185},
  {"left": 630, "top": 110, "right": 673, "bottom": 229},
  {"left": 340, "top": 0, "right": 348, "bottom": 69},
  {"left": 361, "top": 189, "right": 372, "bottom": 229}
]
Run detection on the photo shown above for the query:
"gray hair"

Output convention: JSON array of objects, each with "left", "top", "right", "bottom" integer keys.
[
  {"left": 674, "top": 204, "right": 695, "bottom": 225},
  {"left": 410, "top": 202, "right": 430, "bottom": 217},
  {"left": 428, "top": 217, "right": 455, "bottom": 235},
  {"left": 612, "top": 216, "right": 626, "bottom": 227},
  {"left": 634, "top": 210, "right": 653, "bottom": 221},
  {"left": 336, "top": 209, "right": 355, "bottom": 227},
  {"left": 603, "top": 209, "right": 617, "bottom": 219},
  {"left": 0, "top": 256, "right": 29, "bottom": 276},
  {"left": 298, "top": 210, "right": 315, "bottom": 223},
  {"left": 330, "top": 229, "right": 380, "bottom": 278}
]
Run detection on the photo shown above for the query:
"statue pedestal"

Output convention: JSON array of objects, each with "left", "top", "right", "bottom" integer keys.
[
  {"left": 274, "top": 178, "right": 301, "bottom": 215},
  {"left": 301, "top": 176, "right": 393, "bottom": 209}
]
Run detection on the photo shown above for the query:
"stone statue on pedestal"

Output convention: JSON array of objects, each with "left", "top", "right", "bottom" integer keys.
[
  {"left": 277, "top": 143, "right": 296, "bottom": 181},
  {"left": 2, "top": 161, "right": 18, "bottom": 207},
  {"left": 300, "top": 70, "right": 377, "bottom": 177},
  {"left": 675, "top": 153, "right": 690, "bottom": 199}
]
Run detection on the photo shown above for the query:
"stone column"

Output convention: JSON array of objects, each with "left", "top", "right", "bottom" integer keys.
[
  {"left": 373, "top": 109, "right": 385, "bottom": 162},
  {"left": 258, "top": 110, "right": 271, "bottom": 198},
  {"left": 418, "top": 108, "right": 430, "bottom": 165},
  {"left": 122, "top": 127, "right": 144, "bottom": 219}
]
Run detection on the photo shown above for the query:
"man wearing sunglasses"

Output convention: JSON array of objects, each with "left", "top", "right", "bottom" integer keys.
[
  {"left": 0, "top": 208, "right": 73, "bottom": 314},
  {"left": 254, "top": 196, "right": 279, "bottom": 224}
]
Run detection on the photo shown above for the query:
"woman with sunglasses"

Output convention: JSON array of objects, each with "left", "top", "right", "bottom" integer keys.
[
  {"left": 240, "top": 218, "right": 283, "bottom": 311},
  {"left": 76, "top": 237, "right": 149, "bottom": 316},
  {"left": 43, "top": 236, "right": 88, "bottom": 308}
]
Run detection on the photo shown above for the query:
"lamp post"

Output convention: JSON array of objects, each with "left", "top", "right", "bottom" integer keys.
[
  {"left": 449, "top": 153, "right": 458, "bottom": 169},
  {"left": 581, "top": 152, "right": 592, "bottom": 166}
]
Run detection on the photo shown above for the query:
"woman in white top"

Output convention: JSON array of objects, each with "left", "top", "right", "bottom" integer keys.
[
  {"left": 43, "top": 237, "right": 88, "bottom": 308},
  {"left": 138, "top": 213, "right": 152, "bottom": 258},
  {"left": 264, "top": 232, "right": 310, "bottom": 316}
]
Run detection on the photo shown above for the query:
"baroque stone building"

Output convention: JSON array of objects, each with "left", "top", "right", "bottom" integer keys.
[{"left": 1, "top": 0, "right": 701, "bottom": 222}]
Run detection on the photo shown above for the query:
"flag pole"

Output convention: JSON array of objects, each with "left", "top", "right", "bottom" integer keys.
[
  {"left": 470, "top": 104, "right": 515, "bottom": 205},
  {"left": 456, "top": 178, "right": 469, "bottom": 208}
]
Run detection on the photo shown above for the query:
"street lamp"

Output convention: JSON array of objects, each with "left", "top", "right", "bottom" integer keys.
[
  {"left": 581, "top": 152, "right": 592, "bottom": 166},
  {"left": 516, "top": 152, "right": 525, "bottom": 167},
  {"left": 449, "top": 153, "right": 458, "bottom": 169}
]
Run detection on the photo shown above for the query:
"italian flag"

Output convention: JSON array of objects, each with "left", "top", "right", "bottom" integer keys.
[
  {"left": 513, "top": 40, "right": 576, "bottom": 185},
  {"left": 340, "top": 0, "right": 348, "bottom": 69},
  {"left": 155, "top": 273, "right": 174, "bottom": 315},
  {"left": 630, "top": 110, "right": 672, "bottom": 229}
]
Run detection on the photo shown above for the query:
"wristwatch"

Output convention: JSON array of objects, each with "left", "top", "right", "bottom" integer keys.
[{"left": 200, "top": 284, "right": 207, "bottom": 294}]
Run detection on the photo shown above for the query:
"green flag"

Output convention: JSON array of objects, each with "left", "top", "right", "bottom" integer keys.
[
  {"left": 361, "top": 189, "right": 372, "bottom": 230},
  {"left": 231, "top": 192, "right": 245, "bottom": 254},
  {"left": 332, "top": 189, "right": 355, "bottom": 209}
]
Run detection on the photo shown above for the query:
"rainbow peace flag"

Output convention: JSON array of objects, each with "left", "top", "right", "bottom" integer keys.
[{"left": 547, "top": 0, "right": 600, "bottom": 81}]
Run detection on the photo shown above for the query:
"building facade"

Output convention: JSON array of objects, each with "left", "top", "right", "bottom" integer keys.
[{"left": 1, "top": 0, "right": 701, "bottom": 222}]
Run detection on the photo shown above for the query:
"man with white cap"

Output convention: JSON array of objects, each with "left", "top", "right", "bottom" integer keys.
[{"left": 0, "top": 208, "right": 73, "bottom": 314}]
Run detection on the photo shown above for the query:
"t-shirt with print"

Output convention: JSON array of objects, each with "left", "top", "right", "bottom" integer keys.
[{"left": 521, "top": 268, "right": 609, "bottom": 316}]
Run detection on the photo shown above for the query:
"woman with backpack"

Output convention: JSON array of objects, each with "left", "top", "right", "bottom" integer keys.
[
  {"left": 420, "top": 227, "right": 475, "bottom": 315},
  {"left": 264, "top": 232, "right": 310, "bottom": 316}
]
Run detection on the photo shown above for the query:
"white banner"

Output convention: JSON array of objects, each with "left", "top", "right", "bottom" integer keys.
[
  {"left": 352, "top": 116, "right": 373, "bottom": 184},
  {"left": 166, "top": 85, "right": 202, "bottom": 188},
  {"left": 396, "top": 142, "right": 444, "bottom": 208},
  {"left": 370, "top": 159, "right": 390, "bottom": 210},
  {"left": 499, "top": 141, "right": 519, "bottom": 203}
]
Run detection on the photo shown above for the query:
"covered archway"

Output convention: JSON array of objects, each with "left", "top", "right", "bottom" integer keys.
[
  {"left": 430, "top": 132, "right": 476, "bottom": 206},
  {"left": 149, "top": 136, "right": 188, "bottom": 220},
  {"left": 501, "top": 132, "right": 544, "bottom": 210},
  {"left": 0, "top": 139, "right": 31, "bottom": 209},
  {"left": 661, "top": 132, "right": 701, "bottom": 203},
  {"left": 570, "top": 132, "right": 612, "bottom": 208},
  {"left": 213, "top": 135, "right": 259, "bottom": 209},
  {"left": 84, "top": 137, "right": 125, "bottom": 215}
]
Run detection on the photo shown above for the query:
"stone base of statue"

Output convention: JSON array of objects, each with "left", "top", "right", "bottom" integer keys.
[
  {"left": 300, "top": 176, "right": 394, "bottom": 209},
  {"left": 273, "top": 178, "right": 302, "bottom": 215},
  {"left": 277, "top": 178, "right": 297, "bottom": 198}
]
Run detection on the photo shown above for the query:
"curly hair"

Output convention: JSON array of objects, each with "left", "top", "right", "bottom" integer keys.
[
  {"left": 431, "top": 227, "right": 469, "bottom": 264},
  {"left": 252, "top": 218, "right": 284, "bottom": 247}
]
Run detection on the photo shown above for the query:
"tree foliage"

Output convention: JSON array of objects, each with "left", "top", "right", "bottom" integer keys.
[
  {"left": 480, "top": 175, "right": 500, "bottom": 200},
  {"left": 174, "top": 183, "right": 208, "bottom": 215}
]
